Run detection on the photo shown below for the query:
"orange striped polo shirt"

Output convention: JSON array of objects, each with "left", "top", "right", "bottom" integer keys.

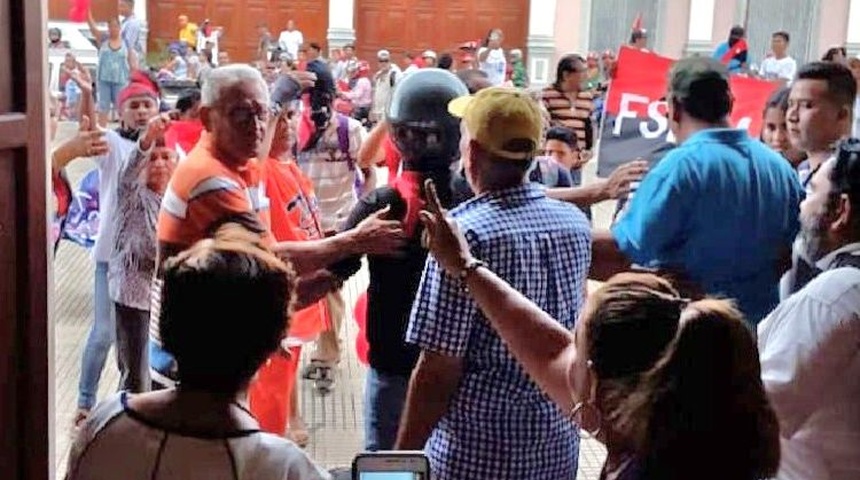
[
  {"left": 541, "top": 86, "right": 595, "bottom": 151},
  {"left": 157, "top": 131, "right": 271, "bottom": 248}
]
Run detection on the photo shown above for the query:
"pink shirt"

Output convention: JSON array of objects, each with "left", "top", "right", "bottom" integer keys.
[{"left": 346, "top": 77, "right": 372, "bottom": 108}]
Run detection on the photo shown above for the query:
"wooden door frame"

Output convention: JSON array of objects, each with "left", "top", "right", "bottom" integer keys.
[{"left": 0, "top": 0, "right": 52, "bottom": 477}]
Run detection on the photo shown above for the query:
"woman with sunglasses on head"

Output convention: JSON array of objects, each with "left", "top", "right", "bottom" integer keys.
[{"left": 417, "top": 181, "right": 780, "bottom": 480}]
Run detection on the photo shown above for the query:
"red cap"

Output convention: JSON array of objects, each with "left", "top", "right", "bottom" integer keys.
[{"left": 118, "top": 70, "right": 159, "bottom": 107}]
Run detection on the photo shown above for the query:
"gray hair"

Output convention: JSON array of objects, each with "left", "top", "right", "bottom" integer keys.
[
  {"left": 201, "top": 64, "right": 269, "bottom": 107},
  {"left": 510, "top": 49, "right": 523, "bottom": 59}
]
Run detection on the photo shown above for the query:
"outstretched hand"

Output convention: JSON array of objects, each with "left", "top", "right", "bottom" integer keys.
[
  {"left": 74, "top": 115, "right": 108, "bottom": 157},
  {"left": 602, "top": 159, "right": 649, "bottom": 200},
  {"left": 419, "top": 179, "right": 474, "bottom": 277},
  {"left": 352, "top": 205, "right": 408, "bottom": 256},
  {"left": 141, "top": 111, "right": 175, "bottom": 151}
]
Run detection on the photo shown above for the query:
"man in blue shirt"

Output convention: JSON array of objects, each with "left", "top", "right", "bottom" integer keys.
[
  {"left": 397, "top": 88, "right": 590, "bottom": 479},
  {"left": 592, "top": 57, "right": 804, "bottom": 325}
]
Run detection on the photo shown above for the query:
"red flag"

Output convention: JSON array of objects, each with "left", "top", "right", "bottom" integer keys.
[
  {"left": 631, "top": 13, "right": 643, "bottom": 32},
  {"left": 597, "top": 46, "right": 779, "bottom": 177},
  {"left": 69, "top": 0, "right": 91, "bottom": 22}
]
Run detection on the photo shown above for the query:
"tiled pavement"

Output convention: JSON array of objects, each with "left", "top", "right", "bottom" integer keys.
[{"left": 51, "top": 122, "right": 610, "bottom": 479}]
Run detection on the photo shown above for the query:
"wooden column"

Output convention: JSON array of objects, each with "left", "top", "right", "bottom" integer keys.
[{"left": 0, "top": 0, "right": 52, "bottom": 477}]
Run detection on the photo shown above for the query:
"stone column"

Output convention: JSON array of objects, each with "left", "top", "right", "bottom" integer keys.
[
  {"left": 327, "top": 0, "right": 356, "bottom": 52},
  {"left": 848, "top": 0, "right": 860, "bottom": 56},
  {"left": 684, "top": 0, "right": 716, "bottom": 55},
  {"left": 527, "top": 0, "right": 558, "bottom": 87}
]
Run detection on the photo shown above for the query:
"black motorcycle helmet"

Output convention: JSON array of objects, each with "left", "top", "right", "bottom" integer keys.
[{"left": 387, "top": 68, "right": 468, "bottom": 168}]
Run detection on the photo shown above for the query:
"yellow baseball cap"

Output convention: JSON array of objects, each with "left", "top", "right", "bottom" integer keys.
[{"left": 448, "top": 87, "right": 543, "bottom": 161}]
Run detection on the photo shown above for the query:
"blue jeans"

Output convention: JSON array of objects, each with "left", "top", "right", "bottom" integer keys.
[
  {"left": 97, "top": 81, "right": 122, "bottom": 113},
  {"left": 77, "top": 261, "right": 116, "bottom": 409},
  {"left": 364, "top": 368, "right": 410, "bottom": 451}
]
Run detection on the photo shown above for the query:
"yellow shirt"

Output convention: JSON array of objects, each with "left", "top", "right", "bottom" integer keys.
[{"left": 179, "top": 23, "right": 198, "bottom": 48}]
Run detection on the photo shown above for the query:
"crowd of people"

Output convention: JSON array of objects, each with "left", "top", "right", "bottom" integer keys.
[{"left": 46, "top": 4, "right": 860, "bottom": 480}]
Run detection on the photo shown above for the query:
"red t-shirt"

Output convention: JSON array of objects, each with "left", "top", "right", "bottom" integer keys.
[{"left": 381, "top": 133, "right": 402, "bottom": 184}]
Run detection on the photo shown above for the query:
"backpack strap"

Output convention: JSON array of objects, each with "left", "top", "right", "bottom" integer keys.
[{"left": 336, "top": 115, "right": 355, "bottom": 171}]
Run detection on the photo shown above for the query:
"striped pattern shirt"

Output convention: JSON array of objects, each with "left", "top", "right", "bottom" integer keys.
[
  {"left": 541, "top": 86, "right": 595, "bottom": 151},
  {"left": 157, "top": 131, "right": 270, "bottom": 248},
  {"left": 151, "top": 132, "right": 272, "bottom": 386}
]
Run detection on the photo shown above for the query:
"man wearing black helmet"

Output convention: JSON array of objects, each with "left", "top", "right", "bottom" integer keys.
[{"left": 328, "top": 69, "right": 468, "bottom": 451}]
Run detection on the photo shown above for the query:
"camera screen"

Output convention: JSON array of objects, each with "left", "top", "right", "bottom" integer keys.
[{"left": 359, "top": 474, "right": 424, "bottom": 480}]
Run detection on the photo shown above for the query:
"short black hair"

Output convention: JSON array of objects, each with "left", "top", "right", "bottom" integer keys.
[
  {"left": 630, "top": 30, "right": 647, "bottom": 44},
  {"left": 545, "top": 126, "right": 579, "bottom": 151},
  {"left": 308, "top": 42, "right": 321, "bottom": 52},
  {"left": 829, "top": 139, "right": 860, "bottom": 233},
  {"left": 795, "top": 61, "right": 857, "bottom": 108},
  {"left": 554, "top": 54, "right": 585, "bottom": 88},
  {"left": 160, "top": 224, "right": 295, "bottom": 393},
  {"left": 772, "top": 31, "right": 790, "bottom": 42},
  {"left": 175, "top": 88, "right": 201, "bottom": 114},
  {"left": 438, "top": 52, "right": 454, "bottom": 70},
  {"left": 669, "top": 57, "right": 732, "bottom": 123},
  {"left": 822, "top": 46, "right": 847, "bottom": 62}
]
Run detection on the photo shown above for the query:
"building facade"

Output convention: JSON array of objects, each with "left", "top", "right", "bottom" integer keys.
[{"left": 49, "top": 0, "right": 860, "bottom": 86}]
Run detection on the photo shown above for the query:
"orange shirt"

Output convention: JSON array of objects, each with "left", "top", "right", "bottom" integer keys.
[
  {"left": 259, "top": 156, "right": 329, "bottom": 341},
  {"left": 158, "top": 131, "right": 271, "bottom": 249}
]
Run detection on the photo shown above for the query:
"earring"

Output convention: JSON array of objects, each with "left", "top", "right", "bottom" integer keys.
[{"left": 568, "top": 401, "right": 602, "bottom": 439}]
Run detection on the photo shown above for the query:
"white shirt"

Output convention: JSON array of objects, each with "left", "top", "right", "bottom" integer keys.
[
  {"left": 479, "top": 47, "right": 507, "bottom": 86},
  {"left": 66, "top": 392, "right": 331, "bottom": 480},
  {"left": 297, "top": 115, "right": 368, "bottom": 232},
  {"left": 92, "top": 130, "right": 135, "bottom": 263},
  {"left": 759, "top": 56, "right": 797, "bottom": 82},
  {"left": 758, "top": 243, "right": 860, "bottom": 480},
  {"left": 277, "top": 29, "right": 303, "bottom": 61}
]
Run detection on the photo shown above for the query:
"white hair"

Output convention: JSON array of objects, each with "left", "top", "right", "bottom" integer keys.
[{"left": 200, "top": 64, "right": 268, "bottom": 107}]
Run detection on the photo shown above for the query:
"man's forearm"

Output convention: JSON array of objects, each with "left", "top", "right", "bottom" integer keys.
[
  {"left": 52, "top": 140, "right": 83, "bottom": 170},
  {"left": 273, "top": 230, "right": 362, "bottom": 275},
  {"left": 590, "top": 229, "right": 631, "bottom": 281},
  {"left": 546, "top": 181, "right": 608, "bottom": 208},
  {"left": 293, "top": 270, "right": 341, "bottom": 309},
  {"left": 395, "top": 355, "right": 462, "bottom": 450}
]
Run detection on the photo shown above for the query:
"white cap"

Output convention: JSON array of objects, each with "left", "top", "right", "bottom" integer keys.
[
  {"left": 377, "top": 49, "right": 391, "bottom": 60},
  {"left": 422, "top": 50, "right": 437, "bottom": 59}
]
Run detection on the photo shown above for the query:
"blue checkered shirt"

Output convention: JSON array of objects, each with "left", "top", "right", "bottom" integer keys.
[{"left": 406, "top": 183, "right": 592, "bottom": 480}]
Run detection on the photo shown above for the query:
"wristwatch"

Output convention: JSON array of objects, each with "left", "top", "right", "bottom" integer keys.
[{"left": 458, "top": 258, "right": 487, "bottom": 281}]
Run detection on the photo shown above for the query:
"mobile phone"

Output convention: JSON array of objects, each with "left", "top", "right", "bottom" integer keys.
[{"left": 352, "top": 451, "right": 430, "bottom": 480}]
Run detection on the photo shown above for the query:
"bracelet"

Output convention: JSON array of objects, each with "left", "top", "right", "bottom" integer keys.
[{"left": 458, "top": 258, "right": 487, "bottom": 282}]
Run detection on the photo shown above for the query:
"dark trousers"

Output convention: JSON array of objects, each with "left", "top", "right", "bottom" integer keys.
[{"left": 114, "top": 303, "right": 151, "bottom": 394}]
